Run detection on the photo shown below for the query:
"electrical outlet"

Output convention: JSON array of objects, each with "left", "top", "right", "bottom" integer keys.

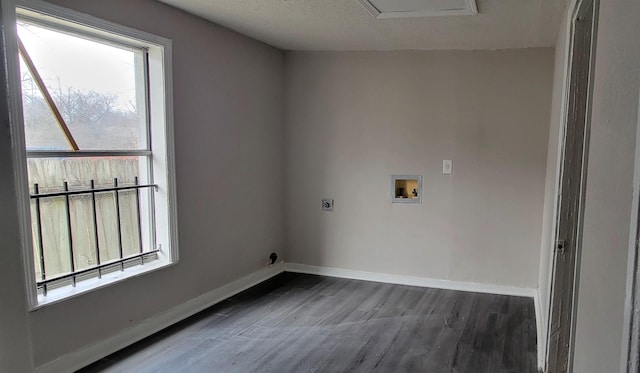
[{"left": 322, "top": 198, "right": 334, "bottom": 211}]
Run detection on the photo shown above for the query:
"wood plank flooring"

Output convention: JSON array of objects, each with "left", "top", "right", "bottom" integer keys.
[{"left": 79, "top": 272, "right": 537, "bottom": 373}]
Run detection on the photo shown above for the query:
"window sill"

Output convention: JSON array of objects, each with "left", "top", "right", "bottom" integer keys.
[{"left": 31, "top": 258, "right": 176, "bottom": 310}]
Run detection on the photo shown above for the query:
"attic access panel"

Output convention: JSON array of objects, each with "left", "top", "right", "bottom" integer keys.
[{"left": 358, "top": 0, "right": 478, "bottom": 18}]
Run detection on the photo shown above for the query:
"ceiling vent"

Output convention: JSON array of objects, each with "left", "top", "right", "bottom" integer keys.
[{"left": 357, "top": 0, "right": 478, "bottom": 18}]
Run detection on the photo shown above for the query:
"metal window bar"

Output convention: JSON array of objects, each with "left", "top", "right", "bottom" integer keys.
[
  {"left": 37, "top": 250, "right": 160, "bottom": 288},
  {"left": 63, "top": 181, "right": 76, "bottom": 286},
  {"left": 113, "top": 178, "right": 125, "bottom": 271},
  {"left": 33, "top": 183, "right": 47, "bottom": 295},
  {"left": 135, "top": 177, "right": 145, "bottom": 263},
  {"left": 90, "top": 180, "right": 102, "bottom": 278},
  {"left": 30, "top": 179, "right": 158, "bottom": 291}
]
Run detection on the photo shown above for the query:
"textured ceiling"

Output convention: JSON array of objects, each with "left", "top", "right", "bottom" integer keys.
[{"left": 157, "top": 0, "right": 567, "bottom": 51}]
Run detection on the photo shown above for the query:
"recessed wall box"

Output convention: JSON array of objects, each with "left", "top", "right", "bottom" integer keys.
[{"left": 391, "top": 175, "right": 422, "bottom": 204}]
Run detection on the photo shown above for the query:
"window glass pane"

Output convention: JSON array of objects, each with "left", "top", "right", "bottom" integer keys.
[
  {"left": 28, "top": 157, "right": 152, "bottom": 281},
  {"left": 18, "top": 21, "right": 148, "bottom": 151},
  {"left": 20, "top": 63, "right": 70, "bottom": 150}
]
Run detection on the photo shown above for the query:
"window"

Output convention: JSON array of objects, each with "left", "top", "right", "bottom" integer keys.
[{"left": 9, "top": 1, "right": 178, "bottom": 307}]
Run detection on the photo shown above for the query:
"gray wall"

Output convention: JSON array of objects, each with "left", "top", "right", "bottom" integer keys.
[
  {"left": 0, "top": 2, "right": 34, "bottom": 370},
  {"left": 284, "top": 50, "right": 553, "bottom": 289},
  {"left": 7, "top": 0, "right": 285, "bottom": 368},
  {"left": 572, "top": 0, "right": 640, "bottom": 371}
]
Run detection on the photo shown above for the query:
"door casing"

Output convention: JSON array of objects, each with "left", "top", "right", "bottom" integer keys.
[{"left": 545, "top": 0, "right": 599, "bottom": 372}]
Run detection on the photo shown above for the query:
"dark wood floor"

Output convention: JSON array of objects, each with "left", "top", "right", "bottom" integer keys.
[{"left": 79, "top": 272, "right": 537, "bottom": 373}]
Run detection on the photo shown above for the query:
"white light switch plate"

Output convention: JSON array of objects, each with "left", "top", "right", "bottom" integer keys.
[{"left": 443, "top": 160, "right": 453, "bottom": 174}]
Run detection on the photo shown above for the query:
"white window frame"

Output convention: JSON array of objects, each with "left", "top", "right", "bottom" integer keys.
[{"left": 2, "top": 0, "right": 179, "bottom": 309}]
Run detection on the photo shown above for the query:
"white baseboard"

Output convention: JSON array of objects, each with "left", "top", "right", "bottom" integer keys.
[
  {"left": 285, "top": 263, "right": 537, "bottom": 298},
  {"left": 534, "top": 290, "right": 545, "bottom": 371},
  {"left": 35, "top": 262, "right": 285, "bottom": 373}
]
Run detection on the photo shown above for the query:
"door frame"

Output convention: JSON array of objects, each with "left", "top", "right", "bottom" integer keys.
[
  {"left": 544, "top": 0, "right": 599, "bottom": 371},
  {"left": 620, "top": 40, "right": 640, "bottom": 373}
]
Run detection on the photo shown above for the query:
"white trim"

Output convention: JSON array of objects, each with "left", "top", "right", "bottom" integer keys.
[
  {"left": 161, "top": 35, "right": 178, "bottom": 264},
  {"left": 35, "top": 262, "right": 286, "bottom": 373},
  {"left": 621, "top": 93, "right": 640, "bottom": 373},
  {"left": 34, "top": 260, "right": 175, "bottom": 310},
  {"left": 2, "top": 0, "right": 39, "bottom": 310},
  {"left": 540, "top": 0, "right": 579, "bottom": 369},
  {"left": 0, "top": 0, "right": 36, "bottom": 370},
  {"left": 26, "top": 150, "right": 153, "bottom": 158},
  {"left": 16, "top": 0, "right": 170, "bottom": 47},
  {"left": 9, "top": 0, "right": 179, "bottom": 309},
  {"left": 565, "top": 2, "right": 599, "bottom": 371},
  {"left": 535, "top": 289, "right": 544, "bottom": 370},
  {"left": 284, "top": 263, "right": 537, "bottom": 298},
  {"left": 620, "top": 19, "right": 640, "bottom": 371}
]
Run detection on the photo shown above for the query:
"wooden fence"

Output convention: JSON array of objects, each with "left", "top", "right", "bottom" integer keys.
[{"left": 27, "top": 157, "right": 150, "bottom": 280}]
